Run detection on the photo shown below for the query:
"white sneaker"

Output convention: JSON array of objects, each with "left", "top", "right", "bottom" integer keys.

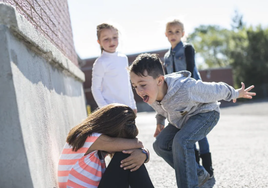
[{"left": 198, "top": 168, "right": 210, "bottom": 187}]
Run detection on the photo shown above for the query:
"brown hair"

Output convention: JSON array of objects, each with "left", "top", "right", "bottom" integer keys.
[
  {"left": 129, "top": 53, "right": 165, "bottom": 79},
  {"left": 96, "top": 23, "right": 118, "bottom": 52},
  {"left": 166, "top": 19, "right": 184, "bottom": 31},
  {"left": 67, "top": 103, "right": 138, "bottom": 151}
]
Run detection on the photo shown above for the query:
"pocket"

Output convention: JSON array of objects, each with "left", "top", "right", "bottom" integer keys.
[
  {"left": 175, "top": 107, "right": 190, "bottom": 116},
  {"left": 175, "top": 54, "right": 185, "bottom": 61}
]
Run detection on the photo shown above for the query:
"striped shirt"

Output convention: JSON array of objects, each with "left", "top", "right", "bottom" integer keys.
[{"left": 58, "top": 133, "right": 106, "bottom": 188}]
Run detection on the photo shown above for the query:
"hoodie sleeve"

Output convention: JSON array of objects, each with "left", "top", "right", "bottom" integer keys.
[
  {"left": 187, "top": 80, "right": 240, "bottom": 103},
  {"left": 155, "top": 113, "right": 166, "bottom": 126}
]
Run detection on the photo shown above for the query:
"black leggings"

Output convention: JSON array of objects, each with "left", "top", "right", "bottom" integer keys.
[{"left": 98, "top": 152, "right": 154, "bottom": 188}]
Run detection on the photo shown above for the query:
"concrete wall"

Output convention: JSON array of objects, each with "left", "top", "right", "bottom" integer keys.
[{"left": 0, "top": 3, "right": 86, "bottom": 188}]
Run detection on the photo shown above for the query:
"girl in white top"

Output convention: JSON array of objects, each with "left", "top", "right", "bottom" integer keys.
[{"left": 91, "top": 23, "right": 137, "bottom": 113}]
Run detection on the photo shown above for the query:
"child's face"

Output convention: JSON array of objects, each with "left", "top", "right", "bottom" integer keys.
[
  {"left": 165, "top": 24, "right": 185, "bottom": 49},
  {"left": 130, "top": 71, "right": 163, "bottom": 105},
  {"left": 98, "top": 28, "right": 118, "bottom": 53}
]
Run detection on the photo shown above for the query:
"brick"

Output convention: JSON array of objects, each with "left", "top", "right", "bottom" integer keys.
[
  {"left": 3, "top": 0, "right": 78, "bottom": 65},
  {"left": 5, "top": 0, "right": 16, "bottom": 7},
  {"left": 20, "top": 0, "right": 32, "bottom": 17},
  {"left": 33, "top": 0, "right": 42, "bottom": 16},
  {"left": 32, "top": 9, "right": 42, "bottom": 26}
]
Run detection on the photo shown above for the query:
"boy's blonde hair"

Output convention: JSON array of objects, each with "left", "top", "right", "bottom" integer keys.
[{"left": 166, "top": 19, "right": 184, "bottom": 31}]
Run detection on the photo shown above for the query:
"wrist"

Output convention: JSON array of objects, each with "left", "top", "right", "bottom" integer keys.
[{"left": 140, "top": 148, "right": 150, "bottom": 163}]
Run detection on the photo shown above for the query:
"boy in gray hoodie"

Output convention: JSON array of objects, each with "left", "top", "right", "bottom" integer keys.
[{"left": 129, "top": 53, "right": 256, "bottom": 188}]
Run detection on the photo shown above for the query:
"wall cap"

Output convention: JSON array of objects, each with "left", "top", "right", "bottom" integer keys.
[{"left": 0, "top": 3, "right": 85, "bottom": 82}]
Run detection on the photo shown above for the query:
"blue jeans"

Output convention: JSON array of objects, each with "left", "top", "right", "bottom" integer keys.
[
  {"left": 196, "top": 137, "right": 210, "bottom": 155},
  {"left": 153, "top": 111, "right": 219, "bottom": 188}
]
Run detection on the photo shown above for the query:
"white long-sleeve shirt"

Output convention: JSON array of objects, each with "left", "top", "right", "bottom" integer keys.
[{"left": 91, "top": 51, "right": 136, "bottom": 109}]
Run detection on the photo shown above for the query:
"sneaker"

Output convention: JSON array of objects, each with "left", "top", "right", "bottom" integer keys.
[
  {"left": 208, "top": 167, "right": 214, "bottom": 179},
  {"left": 198, "top": 169, "right": 210, "bottom": 187}
]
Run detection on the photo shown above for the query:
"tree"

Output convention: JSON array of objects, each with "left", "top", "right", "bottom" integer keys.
[
  {"left": 187, "top": 25, "right": 232, "bottom": 68},
  {"left": 231, "top": 10, "right": 244, "bottom": 30},
  {"left": 188, "top": 10, "right": 268, "bottom": 97},
  {"left": 230, "top": 25, "right": 268, "bottom": 92}
]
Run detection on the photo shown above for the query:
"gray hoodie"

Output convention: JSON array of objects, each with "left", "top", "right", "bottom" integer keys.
[{"left": 151, "top": 71, "right": 239, "bottom": 129}]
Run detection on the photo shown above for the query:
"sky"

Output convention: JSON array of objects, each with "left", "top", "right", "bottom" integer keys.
[{"left": 67, "top": 0, "right": 268, "bottom": 59}]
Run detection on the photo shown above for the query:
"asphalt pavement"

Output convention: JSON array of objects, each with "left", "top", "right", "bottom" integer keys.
[{"left": 135, "top": 99, "right": 268, "bottom": 188}]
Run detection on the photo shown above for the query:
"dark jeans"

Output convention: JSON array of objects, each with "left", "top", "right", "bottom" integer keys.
[{"left": 98, "top": 152, "right": 154, "bottom": 188}]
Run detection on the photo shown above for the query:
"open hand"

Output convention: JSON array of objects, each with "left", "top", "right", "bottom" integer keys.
[
  {"left": 233, "top": 82, "right": 256, "bottom": 103},
  {"left": 154, "top": 124, "right": 164, "bottom": 137},
  {"left": 120, "top": 149, "right": 146, "bottom": 172}
]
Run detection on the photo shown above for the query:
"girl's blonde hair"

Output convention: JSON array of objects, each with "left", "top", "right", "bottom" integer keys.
[
  {"left": 166, "top": 19, "right": 184, "bottom": 31},
  {"left": 96, "top": 23, "right": 118, "bottom": 52}
]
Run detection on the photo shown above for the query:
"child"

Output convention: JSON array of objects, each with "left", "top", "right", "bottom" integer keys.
[
  {"left": 91, "top": 23, "right": 137, "bottom": 113},
  {"left": 129, "top": 53, "right": 255, "bottom": 188},
  {"left": 164, "top": 19, "right": 213, "bottom": 177},
  {"left": 58, "top": 103, "right": 154, "bottom": 188}
]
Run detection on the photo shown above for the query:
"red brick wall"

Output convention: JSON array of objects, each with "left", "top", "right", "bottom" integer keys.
[
  {"left": 199, "top": 68, "right": 234, "bottom": 86},
  {"left": 1, "top": 0, "right": 78, "bottom": 66}
]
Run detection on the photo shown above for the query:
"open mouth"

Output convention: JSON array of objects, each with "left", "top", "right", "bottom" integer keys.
[{"left": 142, "top": 95, "right": 149, "bottom": 103}]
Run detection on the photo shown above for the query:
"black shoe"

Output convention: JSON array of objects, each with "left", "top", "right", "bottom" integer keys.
[
  {"left": 200, "top": 152, "right": 214, "bottom": 178},
  {"left": 195, "top": 149, "right": 200, "bottom": 164}
]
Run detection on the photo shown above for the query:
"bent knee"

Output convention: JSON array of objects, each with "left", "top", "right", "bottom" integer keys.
[{"left": 153, "top": 139, "right": 172, "bottom": 154}]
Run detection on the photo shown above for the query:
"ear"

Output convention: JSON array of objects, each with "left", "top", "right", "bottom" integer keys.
[
  {"left": 165, "top": 32, "right": 168, "bottom": 37},
  {"left": 157, "top": 75, "right": 165, "bottom": 86},
  {"left": 97, "top": 40, "right": 100, "bottom": 45},
  {"left": 182, "top": 31, "right": 185, "bottom": 37}
]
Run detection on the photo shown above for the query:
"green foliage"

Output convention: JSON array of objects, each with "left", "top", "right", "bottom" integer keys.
[
  {"left": 187, "top": 12, "right": 268, "bottom": 93},
  {"left": 230, "top": 25, "right": 268, "bottom": 89},
  {"left": 188, "top": 25, "right": 232, "bottom": 68}
]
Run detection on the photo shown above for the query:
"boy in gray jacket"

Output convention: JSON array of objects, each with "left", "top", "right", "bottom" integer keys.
[{"left": 129, "top": 53, "right": 256, "bottom": 188}]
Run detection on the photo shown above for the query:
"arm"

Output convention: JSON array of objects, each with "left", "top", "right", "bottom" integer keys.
[
  {"left": 154, "top": 124, "right": 164, "bottom": 137},
  {"left": 163, "top": 53, "right": 169, "bottom": 75},
  {"left": 185, "top": 44, "right": 201, "bottom": 80},
  {"left": 120, "top": 148, "right": 150, "bottom": 172},
  {"left": 156, "top": 113, "right": 166, "bottom": 126},
  {"left": 164, "top": 66, "right": 168, "bottom": 75},
  {"left": 188, "top": 80, "right": 255, "bottom": 103},
  {"left": 154, "top": 113, "right": 165, "bottom": 137},
  {"left": 129, "top": 88, "right": 137, "bottom": 112},
  {"left": 185, "top": 44, "right": 195, "bottom": 78},
  {"left": 126, "top": 57, "right": 137, "bottom": 111},
  {"left": 89, "top": 135, "right": 143, "bottom": 153},
  {"left": 128, "top": 80, "right": 137, "bottom": 111},
  {"left": 91, "top": 60, "right": 108, "bottom": 107}
]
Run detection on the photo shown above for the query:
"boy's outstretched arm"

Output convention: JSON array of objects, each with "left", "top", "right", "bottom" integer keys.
[{"left": 233, "top": 82, "right": 256, "bottom": 103}]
